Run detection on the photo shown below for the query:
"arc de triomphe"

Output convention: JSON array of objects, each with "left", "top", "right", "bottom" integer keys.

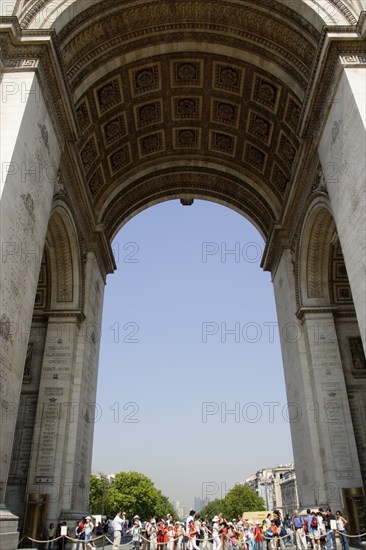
[{"left": 0, "top": 1, "right": 365, "bottom": 548}]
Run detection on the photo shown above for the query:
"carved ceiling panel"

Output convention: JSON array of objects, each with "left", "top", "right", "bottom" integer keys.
[{"left": 75, "top": 54, "right": 302, "bottom": 222}]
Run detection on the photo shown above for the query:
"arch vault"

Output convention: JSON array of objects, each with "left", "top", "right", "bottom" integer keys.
[{"left": 0, "top": 1, "right": 365, "bottom": 547}]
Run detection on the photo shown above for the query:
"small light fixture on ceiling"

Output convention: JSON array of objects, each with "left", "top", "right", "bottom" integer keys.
[{"left": 180, "top": 198, "right": 194, "bottom": 206}]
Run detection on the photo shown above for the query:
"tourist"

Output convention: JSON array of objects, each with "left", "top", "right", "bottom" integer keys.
[
  {"left": 323, "top": 509, "right": 336, "bottom": 550},
  {"left": 112, "top": 511, "right": 125, "bottom": 550},
  {"left": 142, "top": 521, "right": 150, "bottom": 550},
  {"left": 268, "top": 520, "right": 278, "bottom": 550},
  {"left": 134, "top": 515, "right": 143, "bottom": 529},
  {"left": 317, "top": 510, "right": 326, "bottom": 549},
  {"left": 247, "top": 521, "right": 256, "bottom": 550},
  {"left": 129, "top": 518, "right": 142, "bottom": 550},
  {"left": 219, "top": 516, "right": 227, "bottom": 550},
  {"left": 157, "top": 519, "right": 166, "bottom": 550},
  {"left": 188, "top": 518, "right": 200, "bottom": 550},
  {"left": 149, "top": 518, "right": 158, "bottom": 550},
  {"left": 273, "top": 511, "right": 285, "bottom": 550},
  {"left": 335, "top": 512, "right": 349, "bottom": 550},
  {"left": 305, "top": 510, "right": 320, "bottom": 550},
  {"left": 253, "top": 521, "right": 263, "bottom": 550},
  {"left": 283, "top": 515, "right": 293, "bottom": 546},
  {"left": 44, "top": 522, "right": 55, "bottom": 550},
  {"left": 212, "top": 516, "right": 222, "bottom": 550},
  {"left": 263, "top": 520, "right": 273, "bottom": 550},
  {"left": 227, "top": 522, "right": 238, "bottom": 550},
  {"left": 201, "top": 521, "right": 211, "bottom": 550},
  {"left": 291, "top": 510, "right": 306, "bottom": 550},
  {"left": 187, "top": 511, "right": 196, "bottom": 533},
  {"left": 195, "top": 514, "right": 202, "bottom": 546},
  {"left": 84, "top": 516, "right": 95, "bottom": 549},
  {"left": 167, "top": 522, "right": 175, "bottom": 550},
  {"left": 56, "top": 522, "right": 68, "bottom": 550},
  {"left": 75, "top": 518, "right": 86, "bottom": 550}
]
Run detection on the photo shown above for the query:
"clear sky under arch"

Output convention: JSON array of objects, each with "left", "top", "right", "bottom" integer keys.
[{"left": 91, "top": 199, "right": 294, "bottom": 508}]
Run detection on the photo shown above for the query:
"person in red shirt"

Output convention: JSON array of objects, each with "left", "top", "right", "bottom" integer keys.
[
  {"left": 188, "top": 519, "right": 200, "bottom": 550},
  {"left": 254, "top": 522, "right": 263, "bottom": 550}
]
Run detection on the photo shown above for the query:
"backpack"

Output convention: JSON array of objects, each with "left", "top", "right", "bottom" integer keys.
[{"left": 311, "top": 515, "right": 318, "bottom": 529}]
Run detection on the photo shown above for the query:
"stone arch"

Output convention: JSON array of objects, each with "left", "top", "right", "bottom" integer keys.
[
  {"left": 46, "top": 203, "right": 82, "bottom": 310},
  {"left": 1, "top": 1, "right": 365, "bottom": 546},
  {"left": 292, "top": 196, "right": 366, "bottom": 512},
  {"left": 4, "top": 202, "right": 84, "bottom": 530},
  {"left": 298, "top": 199, "right": 336, "bottom": 308},
  {"left": 101, "top": 168, "right": 279, "bottom": 241},
  {"left": 15, "top": 0, "right": 360, "bottom": 31},
  {"left": 56, "top": 0, "right": 319, "bottom": 240}
]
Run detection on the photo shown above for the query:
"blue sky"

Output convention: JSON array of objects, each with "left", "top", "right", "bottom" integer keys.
[{"left": 91, "top": 199, "right": 293, "bottom": 508}]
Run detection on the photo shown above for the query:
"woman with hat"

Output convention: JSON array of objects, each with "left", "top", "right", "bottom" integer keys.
[
  {"left": 149, "top": 519, "right": 158, "bottom": 550},
  {"left": 128, "top": 516, "right": 142, "bottom": 550}
]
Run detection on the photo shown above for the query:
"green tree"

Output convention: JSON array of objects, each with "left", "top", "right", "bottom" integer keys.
[
  {"left": 105, "top": 471, "right": 171, "bottom": 520},
  {"left": 199, "top": 499, "right": 225, "bottom": 521},
  {"left": 223, "top": 484, "right": 265, "bottom": 518},
  {"left": 154, "top": 491, "right": 176, "bottom": 520},
  {"left": 89, "top": 475, "right": 110, "bottom": 515}
]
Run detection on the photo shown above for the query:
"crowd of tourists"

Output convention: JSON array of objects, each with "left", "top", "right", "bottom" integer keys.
[
  {"left": 109, "top": 508, "right": 350, "bottom": 550},
  {"left": 45, "top": 516, "right": 109, "bottom": 549}
]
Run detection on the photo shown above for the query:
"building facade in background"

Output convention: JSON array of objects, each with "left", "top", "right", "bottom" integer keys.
[
  {"left": 280, "top": 470, "right": 299, "bottom": 517},
  {"left": 246, "top": 464, "right": 296, "bottom": 514}
]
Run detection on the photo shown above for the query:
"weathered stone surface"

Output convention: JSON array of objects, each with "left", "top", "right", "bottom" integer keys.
[{"left": 1, "top": 4, "right": 365, "bottom": 548}]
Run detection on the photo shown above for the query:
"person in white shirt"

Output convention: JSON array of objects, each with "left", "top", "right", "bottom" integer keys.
[
  {"left": 212, "top": 516, "right": 222, "bottom": 550},
  {"left": 128, "top": 518, "right": 142, "bottom": 550},
  {"left": 112, "top": 511, "right": 125, "bottom": 550},
  {"left": 175, "top": 522, "right": 185, "bottom": 550},
  {"left": 167, "top": 523, "right": 175, "bottom": 550},
  {"left": 149, "top": 518, "right": 158, "bottom": 550},
  {"left": 201, "top": 522, "right": 210, "bottom": 550},
  {"left": 134, "top": 515, "right": 143, "bottom": 528}
]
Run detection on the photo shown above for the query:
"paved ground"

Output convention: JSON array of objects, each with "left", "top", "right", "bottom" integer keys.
[{"left": 104, "top": 542, "right": 365, "bottom": 550}]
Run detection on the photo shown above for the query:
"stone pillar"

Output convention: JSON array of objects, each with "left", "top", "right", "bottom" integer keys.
[
  {"left": 24, "top": 252, "right": 105, "bottom": 530},
  {"left": 273, "top": 250, "right": 363, "bottom": 510},
  {"left": 0, "top": 71, "right": 61, "bottom": 549},
  {"left": 318, "top": 63, "right": 366, "bottom": 352},
  {"left": 273, "top": 249, "right": 326, "bottom": 509},
  {"left": 60, "top": 252, "right": 106, "bottom": 520},
  {"left": 25, "top": 315, "right": 83, "bottom": 524},
  {"left": 299, "top": 310, "right": 363, "bottom": 505}
]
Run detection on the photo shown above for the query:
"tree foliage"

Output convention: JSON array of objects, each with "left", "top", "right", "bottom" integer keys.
[
  {"left": 199, "top": 485, "right": 265, "bottom": 521},
  {"left": 89, "top": 474, "right": 110, "bottom": 515},
  {"left": 89, "top": 471, "right": 175, "bottom": 520},
  {"left": 154, "top": 490, "right": 176, "bottom": 520},
  {"left": 223, "top": 484, "right": 265, "bottom": 518},
  {"left": 199, "top": 499, "right": 226, "bottom": 520}
]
